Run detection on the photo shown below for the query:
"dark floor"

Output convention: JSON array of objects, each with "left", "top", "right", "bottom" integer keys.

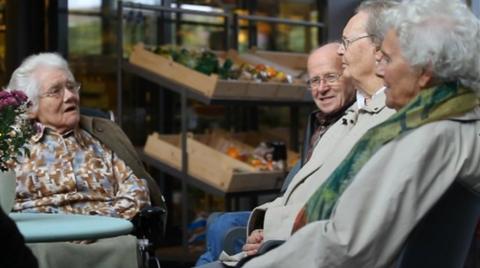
[{"left": 156, "top": 245, "right": 202, "bottom": 268}]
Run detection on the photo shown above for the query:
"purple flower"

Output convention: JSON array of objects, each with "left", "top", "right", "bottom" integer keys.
[
  {"left": 0, "top": 91, "right": 10, "bottom": 99},
  {"left": 0, "top": 90, "right": 29, "bottom": 111},
  {"left": 11, "top": 90, "right": 28, "bottom": 103},
  {"left": 0, "top": 96, "right": 18, "bottom": 111}
]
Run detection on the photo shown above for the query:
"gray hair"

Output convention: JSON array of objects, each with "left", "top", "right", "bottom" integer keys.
[
  {"left": 357, "top": 0, "right": 400, "bottom": 46},
  {"left": 376, "top": 0, "right": 480, "bottom": 93},
  {"left": 7, "top": 52, "right": 74, "bottom": 112}
]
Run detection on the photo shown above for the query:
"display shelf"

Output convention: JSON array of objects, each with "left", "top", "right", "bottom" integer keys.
[
  {"left": 138, "top": 148, "right": 281, "bottom": 211},
  {"left": 128, "top": 43, "right": 310, "bottom": 103},
  {"left": 123, "top": 61, "right": 313, "bottom": 105},
  {"left": 116, "top": 1, "right": 321, "bottom": 262}
]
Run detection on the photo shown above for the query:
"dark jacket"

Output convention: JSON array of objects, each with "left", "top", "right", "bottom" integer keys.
[
  {"left": 80, "top": 116, "right": 166, "bottom": 210},
  {"left": 0, "top": 209, "right": 38, "bottom": 268}
]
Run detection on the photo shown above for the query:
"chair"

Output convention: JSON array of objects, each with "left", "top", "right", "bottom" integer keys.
[
  {"left": 236, "top": 181, "right": 480, "bottom": 268},
  {"left": 80, "top": 107, "right": 166, "bottom": 268},
  {"left": 396, "top": 181, "right": 480, "bottom": 268}
]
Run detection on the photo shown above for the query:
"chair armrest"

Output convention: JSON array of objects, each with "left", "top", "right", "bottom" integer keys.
[
  {"left": 256, "top": 240, "right": 285, "bottom": 255},
  {"left": 131, "top": 206, "right": 167, "bottom": 248},
  {"left": 223, "top": 227, "right": 247, "bottom": 255},
  {"left": 235, "top": 240, "right": 285, "bottom": 267}
]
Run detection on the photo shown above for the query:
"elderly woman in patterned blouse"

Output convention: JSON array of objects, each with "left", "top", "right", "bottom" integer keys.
[
  {"left": 7, "top": 52, "right": 153, "bottom": 220},
  {"left": 6, "top": 52, "right": 160, "bottom": 268}
]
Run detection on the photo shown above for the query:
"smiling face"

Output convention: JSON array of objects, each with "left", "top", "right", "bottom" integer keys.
[
  {"left": 376, "top": 29, "right": 432, "bottom": 110},
  {"left": 308, "top": 44, "right": 355, "bottom": 114},
  {"left": 31, "top": 67, "right": 80, "bottom": 133}
]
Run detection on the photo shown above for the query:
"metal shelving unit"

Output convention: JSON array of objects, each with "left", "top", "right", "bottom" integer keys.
[{"left": 116, "top": 0, "right": 325, "bottom": 260}]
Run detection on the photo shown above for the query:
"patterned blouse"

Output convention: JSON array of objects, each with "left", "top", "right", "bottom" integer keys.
[{"left": 13, "top": 124, "right": 150, "bottom": 220}]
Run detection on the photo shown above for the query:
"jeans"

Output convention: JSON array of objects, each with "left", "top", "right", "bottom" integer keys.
[{"left": 196, "top": 211, "right": 251, "bottom": 266}]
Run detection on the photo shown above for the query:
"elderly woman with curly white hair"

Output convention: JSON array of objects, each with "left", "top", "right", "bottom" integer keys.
[
  {"left": 238, "top": 0, "right": 480, "bottom": 267},
  {"left": 7, "top": 53, "right": 165, "bottom": 268}
]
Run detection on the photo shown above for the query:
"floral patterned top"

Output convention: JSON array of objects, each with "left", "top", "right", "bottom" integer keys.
[{"left": 13, "top": 124, "right": 150, "bottom": 220}]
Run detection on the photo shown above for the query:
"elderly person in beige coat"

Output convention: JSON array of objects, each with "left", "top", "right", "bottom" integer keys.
[
  {"left": 241, "top": 0, "right": 480, "bottom": 267},
  {"left": 197, "top": 41, "right": 356, "bottom": 266},
  {"left": 243, "top": 0, "right": 397, "bottom": 254}
]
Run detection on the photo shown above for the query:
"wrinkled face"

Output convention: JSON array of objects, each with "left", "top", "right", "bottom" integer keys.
[
  {"left": 308, "top": 45, "right": 355, "bottom": 114},
  {"left": 31, "top": 67, "right": 80, "bottom": 133},
  {"left": 376, "top": 29, "right": 428, "bottom": 110},
  {"left": 337, "top": 11, "right": 378, "bottom": 83}
]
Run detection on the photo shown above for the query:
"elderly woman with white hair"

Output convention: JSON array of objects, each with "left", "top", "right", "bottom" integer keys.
[
  {"left": 237, "top": 0, "right": 480, "bottom": 267},
  {"left": 7, "top": 53, "right": 165, "bottom": 268}
]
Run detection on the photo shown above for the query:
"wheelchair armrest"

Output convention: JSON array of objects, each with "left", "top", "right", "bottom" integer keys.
[
  {"left": 223, "top": 226, "right": 247, "bottom": 255},
  {"left": 257, "top": 240, "right": 285, "bottom": 255},
  {"left": 131, "top": 206, "right": 167, "bottom": 248},
  {"left": 235, "top": 240, "right": 286, "bottom": 267}
]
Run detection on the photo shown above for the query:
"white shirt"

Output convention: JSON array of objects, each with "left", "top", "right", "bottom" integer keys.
[{"left": 357, "top": 87, "right": 386, "bottom": 109}]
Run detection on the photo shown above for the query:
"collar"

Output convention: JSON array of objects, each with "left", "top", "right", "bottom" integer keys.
[
  {"left": 356, "top": 86, "right": 386, "bottom": 109},
  {"left": 357, "top": 87, "right": 387, "bottom": 114},
  {"left": 31, "top": 123, "right": 88, "bottom": 148},
  {"left": 311, "top": 98, "right": 356, "bottom": 128},
  {"left": 449, "top": 105, "right": 480, "bottom": 122}
]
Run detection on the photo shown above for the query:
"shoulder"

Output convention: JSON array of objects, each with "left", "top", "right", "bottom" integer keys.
[{"left": 80, "top": 115, "right": 122, "bottom": 132}]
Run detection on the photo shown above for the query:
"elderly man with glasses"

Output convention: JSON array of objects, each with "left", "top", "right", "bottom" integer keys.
[
  {"left": 196, "top": 42, "right": 355, "bottom": 266},
  {"left": 7, "top": 52, "right": 163, "bottom": 268}
]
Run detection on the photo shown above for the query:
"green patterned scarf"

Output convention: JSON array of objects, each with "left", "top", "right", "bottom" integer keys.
[{"left": 292, "top": 82, "right": 478, "bottom": 233}]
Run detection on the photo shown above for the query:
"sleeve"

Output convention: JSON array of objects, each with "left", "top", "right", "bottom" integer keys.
[
  {"left": 110, "top": 152, "right": 151, "bottom": 220},
  {"left": 243, "top": 122, "right": 471, "bottom": 268},
  {"left": 0, "top": 210, "right": 38, "bottom": 268},
  {"left": 246, "top": 161, "right": 304, "bottom": 235}
]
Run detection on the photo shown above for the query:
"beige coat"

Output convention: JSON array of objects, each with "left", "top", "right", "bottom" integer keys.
[
  {"left": 248, "top": 92, "right": 396, "bottom": 241},
  {"left": 243, "top": 107, "right": 480, "bottom": 268}
]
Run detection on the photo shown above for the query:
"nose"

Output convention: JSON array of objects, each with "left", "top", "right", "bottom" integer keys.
[
  {"left": 375, "top": 53, "right": 385, "bottom": 78},
  {"left": 315, "top": 80, "right": 330, "bottom": 94},
  {"left": 375, "top": 63, "right": 385, "bottom": 79},
  {"left": 63, "top": 87, "right": 78, "bottom": 101},
  {"left": 337, "top": 44, "right": 345, "bottom": 56}
]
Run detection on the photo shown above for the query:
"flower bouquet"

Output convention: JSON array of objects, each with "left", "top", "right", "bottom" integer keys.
[{"left": 0, "top": 90, "right": 36, "bottom": 213}]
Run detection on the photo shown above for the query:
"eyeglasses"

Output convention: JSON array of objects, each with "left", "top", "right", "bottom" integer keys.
[
  {"left": 40, "top": 81, "right": 81, "bottom": 98},
  {"left": 341, "top": 34, "right": 373, "bottom": 50},
  {"left": 307, "top": 73, "right": 342, "bottom": 90}
]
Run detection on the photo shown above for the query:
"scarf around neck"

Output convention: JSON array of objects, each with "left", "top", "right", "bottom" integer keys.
[{"left": 292, "top": 82, "right": 479, "bottom": 233}]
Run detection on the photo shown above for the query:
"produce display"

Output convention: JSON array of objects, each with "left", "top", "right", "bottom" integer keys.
[
  {"left": 151, "top": 45, "right": 292, "bottom": 83},
  {"left": 225, "top": 142, "right": 286, "bottom": 172}
]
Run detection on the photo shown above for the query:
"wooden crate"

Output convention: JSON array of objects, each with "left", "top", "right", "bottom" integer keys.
[
  {"left": 209, "top": 129, "right": 301, "bottom": 170},
  {"left": 129, "top": 44, "right": 307, "bottom": 101},
  {"left": 144, "top": 133, "right": 285, "bottom": 193}
]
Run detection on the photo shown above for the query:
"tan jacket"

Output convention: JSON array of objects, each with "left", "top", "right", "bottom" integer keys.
[
  {"left": 248, "top": 92, "right": 395, "bottom": 241},
  {"left": 243, "top": 107, "right": 480, "bottom": 268}
]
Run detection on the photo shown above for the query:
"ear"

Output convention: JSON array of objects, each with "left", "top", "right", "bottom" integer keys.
[{"left": 418, "top": 65, "right": 434, "bottom": 88}]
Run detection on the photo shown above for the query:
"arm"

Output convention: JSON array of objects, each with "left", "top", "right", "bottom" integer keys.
[
  {"left": 110, "top": 153, "right": 151, "bottom": 219},
  {"left": 246, "top": 161, "right": 304, "bottom": 234},
  {"left": 243, "top": 122, "right": 478, "bottom": 268}
]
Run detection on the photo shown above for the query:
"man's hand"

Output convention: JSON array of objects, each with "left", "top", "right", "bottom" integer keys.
[{"left": 242, "top": 229, "right": 264, "bottom": 256}]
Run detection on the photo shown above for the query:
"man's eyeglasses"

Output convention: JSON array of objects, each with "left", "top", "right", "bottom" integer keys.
[
  {"left": 341, "top": 34, "right": 373, "bottom": 50},
  {"left": 40, "top": 81, "right": 81, "bottom": 98},
  {"left": 307, "top": 73, "right": 342, "bottom": 90}
]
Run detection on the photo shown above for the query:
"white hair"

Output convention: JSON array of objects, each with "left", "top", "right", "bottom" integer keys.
[
  {"left": 358, "top": 0, "right": 401, "bottom": 46},
  {"left": 7, "top": 52, "right": 74, "bottom": 112},
  {"left": 377, "top": 0, "right": 480, "bottom": 93}
]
